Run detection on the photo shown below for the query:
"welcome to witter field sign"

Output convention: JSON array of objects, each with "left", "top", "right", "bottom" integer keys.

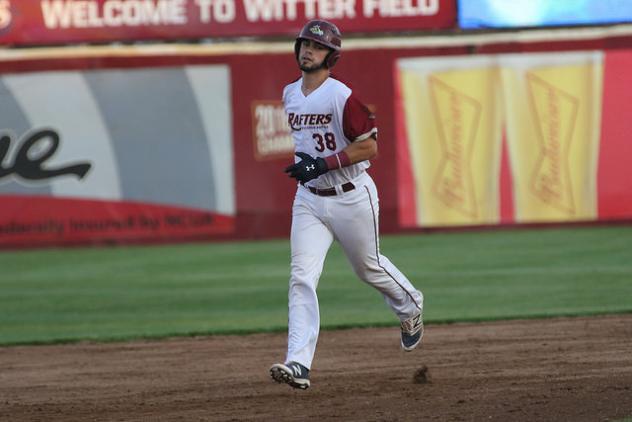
[{"left": 0, "top": 0, "right": 456, "bottom": 46}]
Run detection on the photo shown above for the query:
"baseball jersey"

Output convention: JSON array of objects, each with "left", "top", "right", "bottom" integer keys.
[{"left": 283, "top": 76, "right": 377, "bottom": 189}]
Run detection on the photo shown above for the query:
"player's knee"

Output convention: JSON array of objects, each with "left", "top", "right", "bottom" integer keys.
[
  {"left": 353, "top": 262, "right": 383, "bottom": 282},
  {"left": 289, "top": 275, "right": 312, "bottom": 289},
  {"left": 289, "top": 264, "right": 321, "bottom": 291}
]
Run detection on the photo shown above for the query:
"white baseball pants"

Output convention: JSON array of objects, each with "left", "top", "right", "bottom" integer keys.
[{"left": 286, "top": 171, "right": 424, "bottom": 369}]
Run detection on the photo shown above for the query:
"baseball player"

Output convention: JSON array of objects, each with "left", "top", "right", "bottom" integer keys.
[{"left": 270, "top": 20, "right": 424, "bottom": 390}]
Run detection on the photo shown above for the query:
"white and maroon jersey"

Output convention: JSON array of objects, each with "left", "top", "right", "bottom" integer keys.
[{"left": 283, "top": 76, "right": 377, "bottom": 189}]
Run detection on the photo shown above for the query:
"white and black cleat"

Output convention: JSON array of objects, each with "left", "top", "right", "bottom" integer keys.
[
  {"left": 401, "top": 312, "right": 424, "bottom": 352},
  {"left": 270, "top": 361, "right": 310, "bottom": 390}
]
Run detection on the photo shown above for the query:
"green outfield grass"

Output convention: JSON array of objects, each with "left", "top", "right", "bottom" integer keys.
[{"left": 1, "top": 225, "right": 631, "bottom": 346}]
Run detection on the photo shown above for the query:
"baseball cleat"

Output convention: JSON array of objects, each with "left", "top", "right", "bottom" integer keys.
[
  {"left": 400, "top": 312, "right": 424, "bottom": 351},
  {"left": 270, "top": 361, "right": 310, "bottom": 390}
]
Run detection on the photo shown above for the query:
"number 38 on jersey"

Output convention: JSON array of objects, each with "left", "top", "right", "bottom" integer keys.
[{"left": 313, "top": 132, "right": 337, "bottom": 152}]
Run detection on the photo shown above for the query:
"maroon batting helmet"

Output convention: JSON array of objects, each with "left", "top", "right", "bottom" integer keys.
[{"left": 294, "top": 20, "right": 342, "bottom": 69}]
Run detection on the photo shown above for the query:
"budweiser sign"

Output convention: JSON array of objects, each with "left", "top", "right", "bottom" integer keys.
[
  {"left": 429, "top": 76, "right": 479, "bottom": 218},
  {"left": 527, "top": 73, "right": 577, "bottom": 214}
]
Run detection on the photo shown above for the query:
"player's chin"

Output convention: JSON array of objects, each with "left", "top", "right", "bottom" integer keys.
[{"left": 299, "top": 63, "right": 320, "bottom": 73}]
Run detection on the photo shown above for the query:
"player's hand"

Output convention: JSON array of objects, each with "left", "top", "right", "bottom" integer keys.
[{"left": 284, "top": 152, "right": 329, "bottom": 183}]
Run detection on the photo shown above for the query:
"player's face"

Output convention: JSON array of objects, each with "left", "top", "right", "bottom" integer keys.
[{"left": 299, "top": 39, "right": 330, "bottom": 72}]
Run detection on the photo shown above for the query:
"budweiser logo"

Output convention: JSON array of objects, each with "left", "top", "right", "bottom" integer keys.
[
  {"left": 527, "top": 73, "right": 577, "bottom": 214},
  {"left": 429, "top": 76, "right": 479, "bottom": 218},
  {"left": 251, "top": 101, "right": 293, "bottom": 160}
]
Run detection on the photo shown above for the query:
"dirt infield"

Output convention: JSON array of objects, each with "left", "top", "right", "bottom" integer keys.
[{"left": 2, "top": 315, "right": 631, "bottom": 421}]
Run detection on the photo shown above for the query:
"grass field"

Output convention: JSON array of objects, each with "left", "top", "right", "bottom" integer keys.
[{"left": 1, "top": 225, "right": 631, "bottom": 346}]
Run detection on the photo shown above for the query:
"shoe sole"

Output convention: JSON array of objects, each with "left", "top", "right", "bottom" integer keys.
[
  {"left": 270, "top": 364, "right": 310, "bottom": 390},
  {"left": 401, "top": 324, "right": 424, "bottom": 352}
]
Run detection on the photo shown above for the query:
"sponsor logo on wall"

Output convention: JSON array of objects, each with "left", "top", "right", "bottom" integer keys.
[
  {"left": 527, "top": 73, "right": 577, "bottom": 214},
  {"left": 499, "top": 52, "right": 602, "bottom": 222},
  {"left": 0, "top": 128, "right": 91, "bottom": 183},
  {"left": 397, "top": 51, "right": 603, "bottom": 227},
  {"left": 0, "top": 0, "right": 455, "bottom": 46},
  {"left": 428, "top": 76, "right": 479, "bottom": 218},
  {"left": 251, "top": 100, "right": 293, "bottom": 160},
  {"left": 0, "top": 64, "right": 235, "bottom": 247},
  {"left": 397, "top": 56, "right": 502, "bottom": 227}
]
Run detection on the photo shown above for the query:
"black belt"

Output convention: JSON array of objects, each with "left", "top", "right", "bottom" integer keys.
[{"left": 308, "top": 182, "right": 355, "bottom": 196}]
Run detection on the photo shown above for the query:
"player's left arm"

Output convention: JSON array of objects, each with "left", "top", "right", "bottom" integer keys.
[
  {"left": 329, "top": 134, "right": 377, "bottom": 167},
  {"left": 323, "top": 92, "right": 377, "bottom": 169}
]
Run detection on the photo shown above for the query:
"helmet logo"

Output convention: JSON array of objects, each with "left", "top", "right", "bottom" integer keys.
[{"left": 310, "top": 25, "right": 324, "bottom": 36}]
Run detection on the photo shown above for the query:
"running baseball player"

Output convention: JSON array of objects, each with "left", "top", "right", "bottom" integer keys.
[{"left": 270, "top": 20, "right": 424, "bottom": 390}]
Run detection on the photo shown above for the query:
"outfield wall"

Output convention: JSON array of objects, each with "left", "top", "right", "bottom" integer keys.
[{"left": 1, "top": 26, "right": 632, "bottom": 247}]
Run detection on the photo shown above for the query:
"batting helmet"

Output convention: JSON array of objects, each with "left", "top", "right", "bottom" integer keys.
[{"left": 294, "top": 20, "right": 342, "bottom": 69}]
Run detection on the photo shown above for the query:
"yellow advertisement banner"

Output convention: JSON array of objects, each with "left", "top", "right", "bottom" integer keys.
[
  {"left": 499, "top": 52, "right": 603, "bottom": 222},
  {"left": 397, "top": 51, "right": 603, "bottom": 227},
  {"left": 398, "top": 57, "right": 503, "bottom": 226}
]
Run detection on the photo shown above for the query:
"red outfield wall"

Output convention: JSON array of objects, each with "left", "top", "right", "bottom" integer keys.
[
  {"left": 1, "top": 30, "right": 631, "bottom": 247},
  {"left": 231, "top": 34, "right": 632, "bottom": 236}
]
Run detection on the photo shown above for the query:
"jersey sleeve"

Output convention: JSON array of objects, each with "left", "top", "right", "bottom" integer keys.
[
  {"left": 282, "top": 85, "right": 289, "bottom": 106},
  {"left": 342, "top": 93, "right": 377, "bottom": 142}
]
